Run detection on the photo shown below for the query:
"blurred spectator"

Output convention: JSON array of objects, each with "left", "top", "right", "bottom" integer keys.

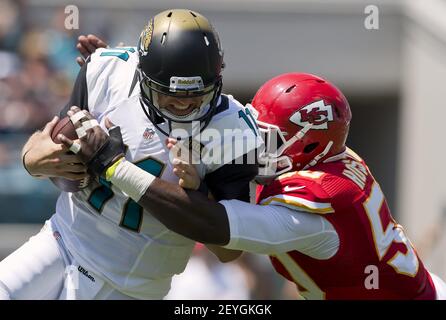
[
  {"left": 0, "top": 0, "right": 26, "bottom": 52},
  {"left": 0, "top": 1, "right": 77, "bottom": 225},
  {"left": 0, "top": 2, "right": 78, "bottom": 137},
  {"left": 0, "top": 143, "right": 11, "bottom": 166}
]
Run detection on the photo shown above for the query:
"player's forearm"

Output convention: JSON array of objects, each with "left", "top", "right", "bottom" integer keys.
[
  {"left": 22, "top": 131, "right": 38, "bottom": 157},
  {"left": 107, "top": 159, "right": 230, "bottom": 245},
  {"left": 141, "top": 179, "right": 230, "bottom": 245}
]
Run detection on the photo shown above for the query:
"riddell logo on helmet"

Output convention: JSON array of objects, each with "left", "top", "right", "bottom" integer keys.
[
  {"left": 290, "top": 100, "right": 334, "bottom": 129},
  {"left": 178, "top": 79, "right": 196, "bottom": 85},
  {"left": 170, "top": 76, "right": 204, "bottom": 91}
]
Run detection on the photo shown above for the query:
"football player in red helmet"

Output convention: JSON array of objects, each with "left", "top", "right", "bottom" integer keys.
[
  {"left": 252, "top": 73, "right": 351, "bottom": 181},
  {"left": 64, "top": 72, "right": 446, "bottom": 299}
]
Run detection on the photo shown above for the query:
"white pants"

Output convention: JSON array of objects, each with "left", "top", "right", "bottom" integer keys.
[{"left": 0, "top": 220, "right": 135, "bottom": 300}]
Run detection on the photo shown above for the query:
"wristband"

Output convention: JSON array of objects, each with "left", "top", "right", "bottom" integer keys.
[
  {"left": 108, "top": 159, "right": 156, "bottom": 201},
  {"left": 105, "top": 157, "right": 124, "bottom": 181}
]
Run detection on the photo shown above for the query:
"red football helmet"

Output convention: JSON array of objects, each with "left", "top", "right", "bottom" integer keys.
[{"left": 248, "top": 73, "right": 352, "bottom": 181}]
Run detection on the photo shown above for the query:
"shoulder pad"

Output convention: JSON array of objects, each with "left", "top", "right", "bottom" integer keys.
[
  {"left": 200, "top": 95, "right": 263, "bottom": 173},
  {"left": 86, "top": 47, "right": 139, "bottom": 117}
]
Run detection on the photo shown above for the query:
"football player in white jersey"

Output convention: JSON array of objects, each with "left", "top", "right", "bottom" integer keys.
[{"left": 0, "top": 9, "right": 261, "bottom": 300}]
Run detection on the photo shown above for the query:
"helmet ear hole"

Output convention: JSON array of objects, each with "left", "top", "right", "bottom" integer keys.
[{"left": 304, "top": 142, "right": 319, "bottom": 153}]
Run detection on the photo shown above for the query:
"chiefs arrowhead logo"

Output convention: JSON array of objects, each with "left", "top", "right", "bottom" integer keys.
[{"left": 290, "top": 100, "right": 333, "bottom": 129}]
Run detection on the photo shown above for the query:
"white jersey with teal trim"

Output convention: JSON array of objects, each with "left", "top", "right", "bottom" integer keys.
[{"left": 53, "top": 47, "right": 262, "bottom": 299}]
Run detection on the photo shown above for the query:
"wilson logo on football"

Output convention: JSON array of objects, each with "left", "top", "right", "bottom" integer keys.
[{"left": 290, "top": 100, "right": 334, "bottom": 130}]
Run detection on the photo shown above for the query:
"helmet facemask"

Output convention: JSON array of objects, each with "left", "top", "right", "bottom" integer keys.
[
  {"left": 250, "top": 97, "right": 329, "bottom": 184},
  {"left": 139, "top": 69, "right": 222, "bottom": 137},
  {"left": 255, "top": 119, "right": 315, "bottom": 184}
]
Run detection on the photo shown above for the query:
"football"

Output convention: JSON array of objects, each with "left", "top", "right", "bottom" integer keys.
[{"left": 49, "top": 116, "right": 90, "bottom": 192}]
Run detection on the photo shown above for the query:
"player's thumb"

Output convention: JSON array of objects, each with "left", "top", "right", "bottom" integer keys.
[{"left": 42, "top": 116, "right": 59, "bottom": 135}]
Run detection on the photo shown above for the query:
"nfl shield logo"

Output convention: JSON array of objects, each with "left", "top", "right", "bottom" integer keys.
[{"left": 143, "top": 127, "right": 155, "bottom": 140}]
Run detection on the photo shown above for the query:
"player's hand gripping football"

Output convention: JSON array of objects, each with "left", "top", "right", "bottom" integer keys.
[
  {"left": 57, "top": 107, "right": 125, "bottom": 177},
  {"left": 22, "top": 116, "right": 88, "bottom": 180},
  {"left": 166, "top": 138, "right": 201, "bottom": 190}
]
